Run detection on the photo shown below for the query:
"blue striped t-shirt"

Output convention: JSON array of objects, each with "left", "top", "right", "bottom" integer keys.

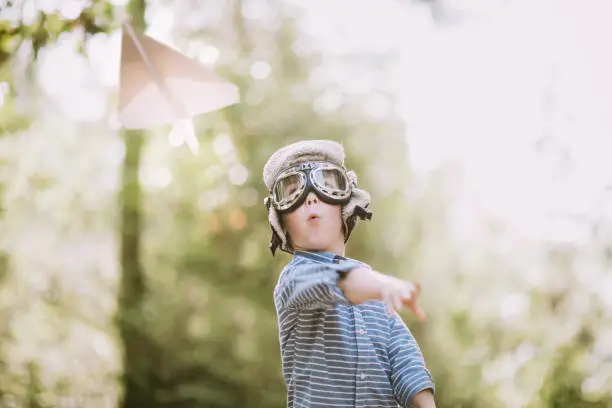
[{"left": 274, "top": 250, "right": 435, "bottom": 407}]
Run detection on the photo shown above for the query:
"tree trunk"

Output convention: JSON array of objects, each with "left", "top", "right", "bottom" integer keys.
[{"left": 116, "top": 1, "right": 153, "bottom": 407}]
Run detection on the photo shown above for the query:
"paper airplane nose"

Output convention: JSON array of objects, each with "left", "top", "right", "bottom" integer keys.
[{"left": 118, "top": 23, "right": 239, "bottom": 130}]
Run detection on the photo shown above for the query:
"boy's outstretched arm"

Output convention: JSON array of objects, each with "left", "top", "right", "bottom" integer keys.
[
  {"left": 276, "top": 261, "right": 427, "bottom": 315},
  {"left": 387, "top": 314, "right": 436, "bottom": 408},
  {"left": 274, "top": 260, "right": 362, "bottom": 311}
]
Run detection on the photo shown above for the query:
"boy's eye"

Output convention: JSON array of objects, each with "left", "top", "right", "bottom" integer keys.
[
  {"left": 280, "top": 177, "right": 300, "bottom": 196},
  {"left": 321, "top": 170, "right": 342, "bottom": 189}
]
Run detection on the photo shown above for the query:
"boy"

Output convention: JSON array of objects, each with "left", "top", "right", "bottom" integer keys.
[{"left": 263, "top": 140, "right": 436, "bottom": 408}]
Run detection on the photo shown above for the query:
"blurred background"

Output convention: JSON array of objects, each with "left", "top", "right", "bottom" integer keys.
[{"left": 1, "top": 0, "right": 612, "bottom": 407}]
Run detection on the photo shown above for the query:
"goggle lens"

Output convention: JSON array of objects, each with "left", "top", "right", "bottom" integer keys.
[{"left": 270, "top": 163, "right": 352, "bottom": 212}]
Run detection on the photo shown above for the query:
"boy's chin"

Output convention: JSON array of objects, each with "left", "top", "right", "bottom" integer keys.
[
  {"left": 296, "top": 240, "right": 338, "bottom": 253},
  {"left": 291, "top": 230, "right": 344, "bottom": 252}
]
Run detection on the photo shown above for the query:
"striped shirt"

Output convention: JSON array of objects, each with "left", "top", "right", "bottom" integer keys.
[{"left": 274, "top": 250, "right": 435, "bottom": 408}]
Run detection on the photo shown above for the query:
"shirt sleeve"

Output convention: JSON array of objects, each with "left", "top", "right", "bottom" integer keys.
[
  {"left": 274, "top": 259, "right": 362, "bottom": 311},
  {"left": 388, "top": 313, "right": 435, "bottom": 407}
]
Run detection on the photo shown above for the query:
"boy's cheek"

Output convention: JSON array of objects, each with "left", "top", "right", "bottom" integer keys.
[{"left": 282, "top": 212, "right": 299, "bottom": 237}]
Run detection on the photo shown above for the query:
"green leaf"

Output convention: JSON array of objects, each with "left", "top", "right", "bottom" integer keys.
[{"left": 43, "top": 14, "right": 64, "bottom": 38}]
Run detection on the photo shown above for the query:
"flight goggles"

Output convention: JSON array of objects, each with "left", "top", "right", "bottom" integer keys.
[{"left": 267, "top": 162, "right": 353, "bottom": 213}]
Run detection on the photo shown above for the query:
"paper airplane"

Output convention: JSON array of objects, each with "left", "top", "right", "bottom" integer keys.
[{"left": 118, "top": 23, "right": 240, "bottom": 154}]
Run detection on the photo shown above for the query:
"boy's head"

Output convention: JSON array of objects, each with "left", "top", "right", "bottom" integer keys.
[{"left": 263, "top": 140, "right": 372, "bottom": 255}]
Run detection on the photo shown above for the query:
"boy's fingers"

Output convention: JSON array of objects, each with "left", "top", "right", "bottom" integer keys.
[
  {"left": 401, "top": 294, "right": 426, "bottom": 321},
  {"left": 383, "top": 292, "right": 404, "bottom": 316},
  {"left": 407, "top": 281, "right": 421, "bottom": 298},
  {"left": 392, "top": 292, "right": 404, "bottom": 313},
  {"left": 381, "top": 290, "right": 394, "bottom": 316},
  {"left": 409, "top": 303, "right": 428, "bottom": 322},
  {"left": 399, "top": 281, "right": 419, "bottom": 300},
  {"left": 400, "top": 285, "right": 414, "bottom": 302},
  {"left": 400, "top": 282, "right": 426, "bottom": 322},
  {"left": 413, "top": 282, "right": 422, "bottom": 297}
]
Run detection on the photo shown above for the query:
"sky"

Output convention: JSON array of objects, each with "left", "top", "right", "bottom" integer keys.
[{"left": 302, "top": 0, "right": 612, "bottom": 246}]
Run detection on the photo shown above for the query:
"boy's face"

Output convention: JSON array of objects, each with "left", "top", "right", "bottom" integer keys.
[{"left": 282, "top": 190, "right": 344, "bottom": 253}]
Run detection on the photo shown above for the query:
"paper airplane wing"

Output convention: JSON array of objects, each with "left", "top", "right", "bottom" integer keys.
[{"left": 118, "top": 25, "right": 239, "bottom": 130}]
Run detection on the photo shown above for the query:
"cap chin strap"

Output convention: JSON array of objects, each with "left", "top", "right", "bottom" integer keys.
[{"left": 266, "top": 197, "right": 291, "bottom": 256}]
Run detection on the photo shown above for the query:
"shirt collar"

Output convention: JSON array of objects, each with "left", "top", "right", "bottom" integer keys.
[{"left": 294, "top": 250, "right": 347, "bottom": 264}]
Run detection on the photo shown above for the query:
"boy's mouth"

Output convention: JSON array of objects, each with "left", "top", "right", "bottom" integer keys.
[{"left": 307, "top": 213, "right": 320, "bottom": 221}]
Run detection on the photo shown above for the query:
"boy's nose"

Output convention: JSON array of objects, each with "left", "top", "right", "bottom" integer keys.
[{"left": 305, "top": 191, "right": 319, "bottom": 206}]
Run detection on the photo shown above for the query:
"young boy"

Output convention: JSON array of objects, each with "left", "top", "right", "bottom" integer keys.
[{"left": 263, "top": 140, "right": 436, "bottom": 408}]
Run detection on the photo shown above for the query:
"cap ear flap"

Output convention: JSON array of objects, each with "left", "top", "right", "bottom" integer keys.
[
  {"left": 346, "top": 170, "right": 358, "bottom": 188},
  {"left": 270, "top": 228, "right": 282, "bottom": 255},
  {"left": 341, "top": 184, "right": 372, "bottom": 242},
  {"left": 268, "top": 202, "right": 293, "bottom": 256}
]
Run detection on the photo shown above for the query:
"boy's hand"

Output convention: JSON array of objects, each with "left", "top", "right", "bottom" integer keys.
[
  {"left": 378, "top": 274, "right": 427, "bottom": 321},
  {"left": 338, "top": 267, "right": 427, "bottom": 321}
]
